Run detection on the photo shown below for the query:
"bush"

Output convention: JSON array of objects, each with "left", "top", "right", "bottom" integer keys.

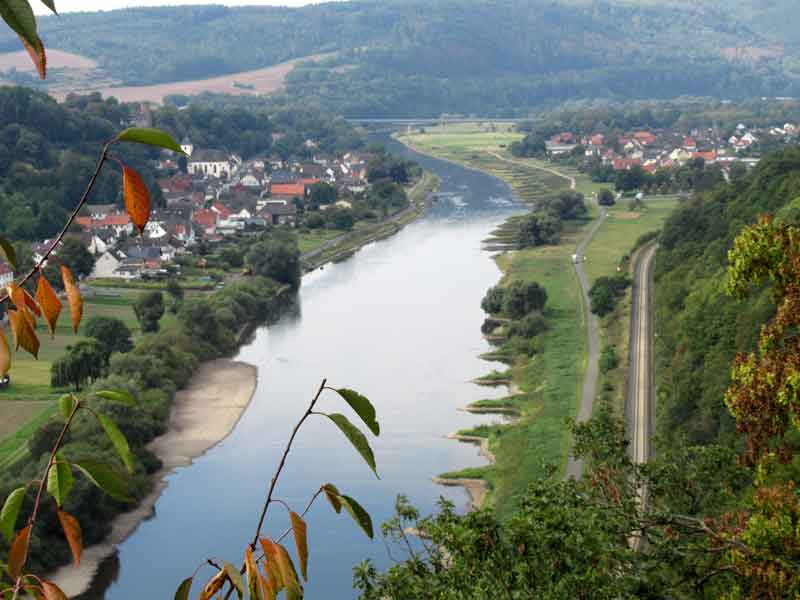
[
  {"left": 502, "top": 280, "right": 548, "bottom": 319},
  {"left": 133, "top": 291, "right": 165, "bottom": 333},
  {"left": 507, "top": 312, "right": 548, "bottom": 339},
  {"left": 599, "top": 345, "right": 619, "bottom": 373},
  {"left": 481, "top": 285, "right": 505, "bottom": 314},
  {"left": 598, "top": 188, "right": 615, "bottom": 206},
  {"left": 589, "top": 275, "right": 630, "bottom": 317}
]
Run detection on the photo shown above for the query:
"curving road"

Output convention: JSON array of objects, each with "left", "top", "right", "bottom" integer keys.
[{"left": 628, "top": 243, "right": 656, "bottom": 468}]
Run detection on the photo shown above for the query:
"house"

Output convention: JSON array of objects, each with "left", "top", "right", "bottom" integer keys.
[
  {"left": 682, "top": 137, "right": 697, "bottom": 152},
  {"left": 270, "top": 183, "right": 307, "bottom": 200},
  {"left": 633, "top": 131, "right": 657, "bottom": 146},
  {"left": 211, "top": 202, "right": 232, "bottom": 220},
  {"left": 0, "top": 262, "right": 13, "bottom": 288},
  {"left": 180, "top": 137, "right": 194, "bottom": 157},
  {"left": 192, "top": 209, "right": 218, "bottom": 236},
  {"left": 260, "top": 202, "right": 297, "bottom": 226},
  {"left": 91, "top": 250, "right": 125, "bottom": 278},
  {"left": 32, "top": 240, "right": 60, "bottom": 265},
  {"left": 693, "top": 150, "right": 718, "bottom": 164},
  {"left": 188, "top": 149, "right": 232, "bottom": 179},
  {"left": 84, "top": 204, "right": 116, "bottom": 219},
  {"left": 612, "top": 157, "right": 642, "bottom": 171}
]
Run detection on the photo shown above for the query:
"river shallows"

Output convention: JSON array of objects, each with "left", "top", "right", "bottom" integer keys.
[{"left": 81, "top": 137, "right": 521, "bottom": 599}]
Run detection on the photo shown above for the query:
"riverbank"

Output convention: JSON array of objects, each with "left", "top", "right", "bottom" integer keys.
[
  {"left": 47, "top": 171, "right": 440, "bottom": 597},
  {"left": 51, "top": 359, "right": 257, "bottom": 596}
]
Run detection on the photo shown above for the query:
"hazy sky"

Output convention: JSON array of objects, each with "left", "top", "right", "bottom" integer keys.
[{"left": 33, "top": 1, "right": 316, "bottom": 15}]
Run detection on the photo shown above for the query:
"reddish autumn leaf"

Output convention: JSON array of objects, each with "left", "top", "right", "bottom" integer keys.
[
  {"left": 8, "top": 523, "right": 31, "bottom": 578},
  {"left": 35, "top": 275, "right": 62, "bottom": 337},
  {"left": 290, "top": 511, "right": 309, "bottom": 581},
  {"left": 20, "top": 36, "right": 46, "bottom": 79},
  {"left": 60, "top": 266, "right": 82, "bottom": 333},
  {"left": 57, "top": 510, "right": 82, "bottom": 567},
  {"left": 41, "top": 580, "right": 68, "bottom": 600},
  {"left": 8, "top": 309, "right": 39, "bottom": 359},
  {"left": 122, "top": 166, "right": 151, "bottom": 235},
  {"left": 6, "top": 283, "right": 25, "bottom": 311}
]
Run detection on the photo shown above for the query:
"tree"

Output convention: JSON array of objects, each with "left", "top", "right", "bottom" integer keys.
[
  {"left": 83, "top": 316, "right": 133, "bottom": 363},
  {"left": 546, "top": 191, "right": 587, "bottom": 220},
  {"left": 50, "top": 339, "right": 106, "bottom": 390},
  {"left": 597, "top": 188, "right": 615, "bottom": 206},
  {"left": 309, "top": 182, "right": 337, "bottom": 206},
  {"left": 331, "top": 208, "right": 355, "bottom": 231},
  {"left": 481, "top": 285, "right": 505, "bottom": 314},
  {"left": 246, "top": 238, "right": 301, "bottom": 288},
  {"left": 54, "top": 237, "right": 95, "bottom": 279},
  {"left": 589, "top": 275, "right": 630, "bottom": 317},
  {"left": 514, "top": 212, "right": 561, "bottom": 248},
  {"left": 502, "top": 280, "right": 547, "bottom": 319},
  {"left": 133, "top": 291, "right": 165, "bottom": 333},
  {"left": 165, "top": 277, "right": 184, "bottom": 313}
]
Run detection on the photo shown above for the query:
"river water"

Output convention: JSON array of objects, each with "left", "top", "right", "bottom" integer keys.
[{"left": 83, "top": 137, "right": 522, "bottom": 599}]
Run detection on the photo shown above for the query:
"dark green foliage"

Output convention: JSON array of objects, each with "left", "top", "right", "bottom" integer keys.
[
  {"left": 246, "top": 237, "right": 301, "bottom": 288},
  {"left": 165, "top": 277, "right": 184, "bottom": 313},
  {"left": 365, "top": 153, "right": 414, "bottom": 184},
  {"left": 51, "top": 339, "right": 106, "bottom": 390},
  {"left": 83, "top": 316, "right": 133, "bottom": 363},
  {"left": 542, "top": 191, "right": 587, "bottom": 220},
  {"left": 589, "top": 275, "right": 630, "bottom": 317},
  {"left": 502, "top": 280, "right": 548, "bottom": 320},
  {"left": 654, "top": 149, "right": 800, "bottom": 447},
  {"left": 599, "top": 344, "right": 618, "bottom": 373},
  {"left": 330, "top": 208, "right": 355, "bottom": 231},
  {"left": 133, "top": 291, "right": 165, "bottom": 333},
  {"left": 480, "top": 285, "right": 505, "bottom": 314},
  {"left": 510, "top": 133, "right": 546, "bottom": 158},
  {"left": 507, "top": 312, "right": 548, "bottom": 339},
  {"left": 597, "top": 188, "right": 615, "bottom": 206},
  {"left": 513, "top": 211, "right": 561, "bottom": 248},
  {"left": 308, "top": 182, "right": 337, "bottom": 206}
]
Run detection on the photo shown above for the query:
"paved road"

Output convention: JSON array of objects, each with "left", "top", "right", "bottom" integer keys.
[
  {"left": 565, "top": 205, "right": 608, "bottom": 479},
  {"left": 628, "top": 243, "right": 656, "bottom": 468}
]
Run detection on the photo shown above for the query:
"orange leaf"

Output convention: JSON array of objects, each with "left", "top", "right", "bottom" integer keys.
[
  {"left": 260, "top": 539, "right": 299, "bottom": 596},
  {"left": 0, "top": 329, "right": 10, "bottom": 377},
  {"left": 22, "top": 306, "right": 37, "bottom": 331},
  {"left": 41, "top": 581, "right": 68, "bottom": 600},
  {"left": 60, "top": 266, "right": 83, "bottom": 333},
  {"left": 8, "top": 310, "right": 39, "bottom": 359},
  {"left": 199, "top": 569, "right": 226, "bottom": 600},
  {"left": 20, "top": 36, "right": 46, "bottom": 80},
  {"left": 57, "top": 510, "right": 82, "bottom": 567},
  {"left": 8, "top": 523, "right": 31, "bottom": 578},
  {"left": 260, "top": 574, "right": 276, "bottom": 600},
  {"left": 290, "top": 511, "right": 309, "bottom": 581},
  {"left": 245, "top": 547, "right": 262, "bottom": 600},
  {"left": 23, "top": 288, "right": 41, "bottom": 318},
  {"left": 36, "top": 276, "right": 62, "bottom": 337},
  {"left": 6, "top": 284, "right": 25, "bottom": 311},
  {"left": 122, "top": 166, "right": 151, "bottom": 235}
]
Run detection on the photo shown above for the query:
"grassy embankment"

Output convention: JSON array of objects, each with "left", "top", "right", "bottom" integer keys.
[
  {"left": 0, "top": 289, "right": 176, "bottom": 468},
  {"left": 398, "top": 124, "right": 678, "bottom": 513}
]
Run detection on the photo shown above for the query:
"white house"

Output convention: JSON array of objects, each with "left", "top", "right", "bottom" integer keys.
[
  {"left": 188, "top": 149, "right": 232, "bottom": 179},
  {"left": 180, "top": 138, "right": 194, "bottom": 157},
  {"left": 91, "top": 250, "right": 124, "bottom": 279}
]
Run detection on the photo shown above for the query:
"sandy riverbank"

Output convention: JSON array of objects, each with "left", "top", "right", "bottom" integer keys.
[{"left": 50, "top": 359, "right": 257, "bottom": 597}]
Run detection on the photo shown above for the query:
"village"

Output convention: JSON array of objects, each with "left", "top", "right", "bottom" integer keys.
[
  {"left": 0, "top": 138, "right": 386, "bottom": 287},
  {"left": 543, "top": 120, "right": 800, "bottom": 177}
]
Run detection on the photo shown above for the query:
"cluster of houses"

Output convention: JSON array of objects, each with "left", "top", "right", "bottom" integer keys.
[
  {"left": 20, "top": 139, "right": 375, "bottom": 281},
  {"left": 545, "top": 122, "right": 799, "bottom": 175}
]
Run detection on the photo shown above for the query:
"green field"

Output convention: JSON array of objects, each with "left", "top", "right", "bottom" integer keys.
[
  {"left": 0, "top": 288, "right": 177, "bottom": 466},
  {"left": 399, "top": 124, "right": 679, "bottom": 514},
  {"left": 296, "top": 229, "right": 342, "bottom": 254}
]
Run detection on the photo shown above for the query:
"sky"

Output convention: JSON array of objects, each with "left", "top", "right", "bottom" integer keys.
[{"left": 33, "top": 1, "right": 316, "bottom": 15}]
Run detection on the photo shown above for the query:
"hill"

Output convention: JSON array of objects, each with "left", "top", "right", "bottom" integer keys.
[{"left": 1, "top": 0, "right": 798, "bottom": 116}]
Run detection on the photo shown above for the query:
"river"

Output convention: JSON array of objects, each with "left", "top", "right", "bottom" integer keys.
[{"left": 80, "top": 137, "right": 522, "bottom": 599}]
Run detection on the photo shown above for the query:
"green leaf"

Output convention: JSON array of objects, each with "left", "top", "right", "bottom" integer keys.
[
  {"left": 0, "top": 1, "right": 39, "bottom": 51},
  {"left": 174, "top": 577, "right": 192, "bottom": 600},
  {"left": 224, "top": 562, "right": 244, "bottom": 599},
  {"left": 335, "top": 388, "right": 379, "bottom": 436},
  {"left": 38, "top": 0, "right": 57, "bottom": 13},
  {"left": 341, "top": 495, "right": 374, "bottom": 539},
  {"left": 322, "top": 483, "right": 342, "bottom": 514},
  {"left": 47, "top": 456, "right": 74, "bottom": 507},
  {"left": 73, "top": 459, "right": 132, "bottom": 502},
  {"left": 58, "top": 394, "right": 77, "bottom": 420},
  {"left": 95, "top": 390, "right": 136, "bottom": 406},
  {"left": 0, "top": 236, "right": 17, "bottom": 271},
  {"left": 115, "top": 128, "right": 186, "bottom": 155},
  {"left": 0, "top": 487, "right": 26, "bottom": 542},
  {"left": 325, "top": 414, "right": 378, "bottom": 477},
  {"left": 96, "top": 413, "right": 135, "bottom": 473}
]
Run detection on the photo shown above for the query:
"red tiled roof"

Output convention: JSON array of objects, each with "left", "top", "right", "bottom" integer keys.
[
  {"left": 192, "top": 209, "right": 217, "bottom": 227},
  {"left": 271, "top": 183, "right": 306, "bottom": 197}
]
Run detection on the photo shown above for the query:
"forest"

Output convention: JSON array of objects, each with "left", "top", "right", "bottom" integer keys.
[{"left": 2, "top": 0, "right": 798, "bottom": 117}]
